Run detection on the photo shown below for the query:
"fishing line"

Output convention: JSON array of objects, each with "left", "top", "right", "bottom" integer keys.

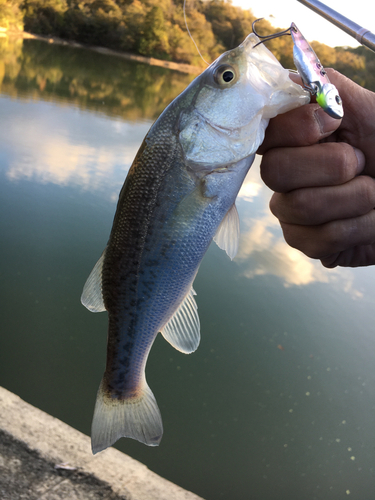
[{"left": 183, "top": 0, "right": 210, "bottom": 66}]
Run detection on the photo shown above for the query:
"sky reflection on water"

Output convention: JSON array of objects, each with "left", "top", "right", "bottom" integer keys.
[
  {"left": 237, "top": 162, "right": 365, "bottom": 296},
  {"left": 0, "top": 97, "right": 150, "bottom": 199},
  {"left": 1, "top": 94, "right": 366, "bottom": 296}
]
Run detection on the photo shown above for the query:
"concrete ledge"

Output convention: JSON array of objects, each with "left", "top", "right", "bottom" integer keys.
[{"left": 0, "top": 386, "right": 204, "bottom": 500}]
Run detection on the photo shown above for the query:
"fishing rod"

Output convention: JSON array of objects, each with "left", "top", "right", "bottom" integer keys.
[{"left": 297, "top": 0, "right": 375, "bottom": 53}]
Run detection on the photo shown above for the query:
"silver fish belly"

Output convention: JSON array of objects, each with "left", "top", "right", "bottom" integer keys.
[{"left": 81, "top": 33, "right": 309, "bottom": 454}]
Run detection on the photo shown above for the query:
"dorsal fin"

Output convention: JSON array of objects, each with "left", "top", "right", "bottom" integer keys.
[
  {"left": 161, "top": 287, "right": 200, "bottom": 354},
  {"left": 213, "top": 203, "right": 240, "bottom": 260},
  {"left": 81, "top": 250, "right": 106, "bottom": 312}
]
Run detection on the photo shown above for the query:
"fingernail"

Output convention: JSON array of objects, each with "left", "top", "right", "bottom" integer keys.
[
  {"left": 314, "top": 107, "right": 340, "bottom": 136},
  {"left": 353, "top": 147, "right": 365, "bottom": 174}
]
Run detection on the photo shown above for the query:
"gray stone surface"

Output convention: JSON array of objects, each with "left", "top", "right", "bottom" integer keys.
[
  {"left": 0, "top": 387, "right": 204, "bottom": 500},
  {"left": 0, "top": 430, "right": 126, "bottom": 500}
]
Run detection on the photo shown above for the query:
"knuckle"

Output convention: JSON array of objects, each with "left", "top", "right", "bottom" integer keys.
[
  {"left": 321, "top": 221, "right": 343, "bottom": 250},
  {"left": 301, "top": 238, "right": 328, "bottom": 259},
  {"left": 269, "top": 193, "right": 281, "bottom": 217},
  {"left": 280, "top": 223, "right": 317, "bottom": 257},
  {"left": 300, "top": 106, "right": 323, "bottom": 144},
  {"left": 320, "top": 254, "right": 340, "bottom": 268},
  {"left": 355, "top": 176, "right": 375, "bottom": 210},
  {"left": 319, "top": 219, "right": 357, "bottom": 256},
  {"left": 281, "top": 221, "right": 341, "bottom": 260},
  {"left": 272, "top": 188, "right": 319, "bottom": 225},
  {"left": 260, "top": 152, "right": 273, "bottom": 188},
  {"left": 326, "top": 143, "right": 356, "bottom": 184},
  {"left": 260, "top": 150, "right": 285, "bottom": 192},
  {"left": 279, "top": 222, "right": 298, "bottom": 247},
  {"left": 288, "top": 189, "right": 314, "bottom": 224}
]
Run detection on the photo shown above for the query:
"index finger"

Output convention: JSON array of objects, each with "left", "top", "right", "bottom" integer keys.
[{"left": 258, "top": 103, "right": 342, "bottom": 154}]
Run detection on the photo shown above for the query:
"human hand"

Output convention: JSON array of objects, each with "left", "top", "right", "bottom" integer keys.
[{"left": 258, "top": 70, "right": 375, "bottom": 268}]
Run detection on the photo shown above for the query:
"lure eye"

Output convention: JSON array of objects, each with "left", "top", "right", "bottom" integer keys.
[
  {"left": 335, "top": 95, "right": 342, "bottom": 105},
  {"left": 214, "top": 65, "right": 236, "bottom": 86}
]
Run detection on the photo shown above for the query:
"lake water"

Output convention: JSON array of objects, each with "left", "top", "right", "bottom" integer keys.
[{"left": 0, "top": 37, "right": 374, "bottom": 500}]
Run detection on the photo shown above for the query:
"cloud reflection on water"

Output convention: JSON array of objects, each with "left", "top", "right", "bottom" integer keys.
[
  {"left": 1, "top": 97, "right": 150, "bottom": 197},
  {"left": 0, "top": 96, "right": 361, "bottom": 294},
  {"left": 237, "top": 211, "right": 331, "bottom": 286},
  {"left": 237, "top": 157, "right": 361, "bottom": 295}
]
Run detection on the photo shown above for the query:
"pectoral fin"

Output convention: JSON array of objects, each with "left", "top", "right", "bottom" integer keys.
[
  {"left": 213, "top": 204, "right": 240, "bottom": 260},
  {"left": 161, "top": 287, "right": 200, "bottom": 354},
  {"left": 81, "top": 250, "right": 106, "bottom": 312}
]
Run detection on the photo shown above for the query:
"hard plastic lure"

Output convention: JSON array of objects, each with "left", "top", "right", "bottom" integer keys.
[
  {"left": 290, "top": 22, "right": 343, "bottom": 119},
  {"left": 253, "top": 19, "right": 344, "bottom": 119}
]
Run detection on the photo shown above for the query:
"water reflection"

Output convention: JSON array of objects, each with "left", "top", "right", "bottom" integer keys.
[
  {"left": 0, "top": 87, "right": 365, "bottom": 295},
  {"left": 236, "top": 160, "right": 366, "bottom": 300},
  {"left": 0, "top": 37, "right": 194, "bottom": 121},
  {"left": 0, "top": 36, "right": 193, "bottom": 198},
  {"left": 1, "top": 96, "right": 149, "bottom": 197},
  {"left": 1, "top": 93, "right": 348, "bottom": 290}
]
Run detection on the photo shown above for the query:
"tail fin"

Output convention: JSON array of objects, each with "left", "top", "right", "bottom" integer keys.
[{"left": 91, "top": 378, "right": 163, "bottom": 454}]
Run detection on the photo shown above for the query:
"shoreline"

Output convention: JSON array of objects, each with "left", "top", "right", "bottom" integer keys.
[
  {"left": 0, "top": 386, "right": 204, "bottom": 500},
  {"left": 2, "top": 29, "right": 203, "bottom": 75}
]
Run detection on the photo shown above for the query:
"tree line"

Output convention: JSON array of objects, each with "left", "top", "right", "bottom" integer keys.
[{"left": 1, "top": 0, "right": 374, "bottom": 90}]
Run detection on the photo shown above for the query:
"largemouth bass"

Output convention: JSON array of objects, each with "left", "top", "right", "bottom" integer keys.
[{"left": 81, "top": 33, "right": 309, "bottom": 454}]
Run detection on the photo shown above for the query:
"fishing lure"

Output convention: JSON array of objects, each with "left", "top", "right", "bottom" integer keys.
[{"left": 253, "top": 19, "right": 343, "bottom": 119}]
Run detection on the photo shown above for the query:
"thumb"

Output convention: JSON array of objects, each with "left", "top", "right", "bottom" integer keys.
[
  {"left": 327, "top": 69, "right": 375, "bottom": 176},
  {"left": 258, "top": 102, "right": 341, "bottom": 154}
]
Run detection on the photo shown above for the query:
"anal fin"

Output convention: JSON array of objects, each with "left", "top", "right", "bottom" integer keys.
[{"left": 161, "top": 287, "right": 200, "bottom": 354}]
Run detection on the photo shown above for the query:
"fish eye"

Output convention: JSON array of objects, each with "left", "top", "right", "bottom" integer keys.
[
  {"left": 222, "top": 70, "right": 234, "bottom": 82},
  {"left": 214, "top": 65, "right": 236, "bottom": 86}
]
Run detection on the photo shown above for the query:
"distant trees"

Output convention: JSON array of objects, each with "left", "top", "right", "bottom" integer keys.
[
  {"left": 1, "top": 0, "right": 374, "bottom": 89},
  {"left": 0, "top": 0, "right": 23, "bottom": 30},
  {"left": 17, "top": 0, "right": 225, "bottom": 65}
]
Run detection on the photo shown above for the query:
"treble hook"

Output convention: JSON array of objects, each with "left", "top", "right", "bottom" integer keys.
[{"left": 252, "top": 19, "right": 294, "bottom": 47}]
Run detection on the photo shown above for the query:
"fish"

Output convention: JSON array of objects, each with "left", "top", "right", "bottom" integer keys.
[
  {"left": 81, "top": 33, "right": 309, "bottom": 455},
  {"left": 290, "top": 22, "right": 343, "bottom": 119}
]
